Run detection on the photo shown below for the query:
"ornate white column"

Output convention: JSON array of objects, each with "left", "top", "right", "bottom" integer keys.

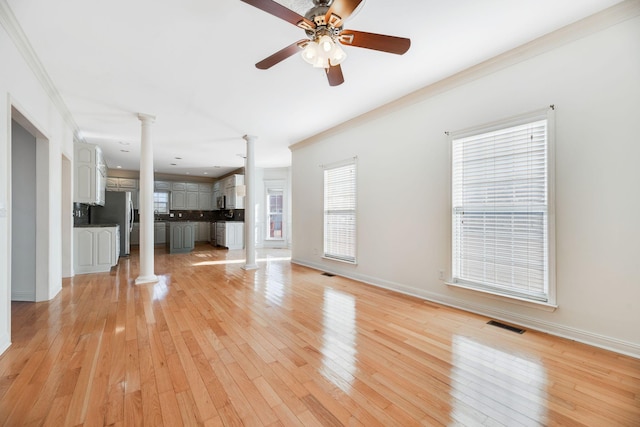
[
  {"left": 243, "top": 135, "right": 258, "bottom": 270},
  {"left": 135, "top": 113, "right": 158, "bottom": 284}
]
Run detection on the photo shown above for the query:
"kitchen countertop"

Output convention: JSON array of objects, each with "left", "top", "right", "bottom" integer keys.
[{"left": 74, "top": 223, "right": 119, "bottom": 228}]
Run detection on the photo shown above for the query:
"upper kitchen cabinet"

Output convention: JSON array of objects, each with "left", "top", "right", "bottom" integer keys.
[
  {"left": 106, "top": 177, "right": 139, "bottom": 209},
  {"left": 198, "top": 183, "right": 212, "bottom": 210},
  {"left": 169, "top": 181, "right": 213, "bottom": 210},
  {"left": 74, "top": 142, "right": 106, "bottom": 205},
  {"left": 213, "top": 181, "right": 222, "bottom": 210},
  {"left": 154, "top": 181, "right": 171, "bottom": 191},
  {"left": 224, "top": 174, "right": 245, "bottom": 209},
  {"left": 186, "top": 183, "right": 199, "bottom": 210}
]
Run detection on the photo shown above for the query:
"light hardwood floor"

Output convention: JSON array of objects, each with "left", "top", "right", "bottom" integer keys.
[{"left": 1, "top": 244, "right": 638, "bottom": 426}]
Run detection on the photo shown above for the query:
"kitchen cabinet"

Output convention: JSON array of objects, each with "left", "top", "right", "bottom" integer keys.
[
  {"left": 216, "top": 221, "right": 244, "bottom": 250},
  {"left": 74, "top": 142, "right": 106, "bottom": 206},
  {"left": 198, "top": 183, "right": 213, "bottom": 210},
  {"left": 106, "top": 177, "right": 139, "bottom": 209},
  {"left": 186, "top": 183, "right": 199, "bottom": 209},
  {"left": 171, "top": 190, "right": 186, "bottom": 209},
  {"left": 210, "top": 222, "right": 217, "bottom": 245},
  {"left": 195, "top": 222, "right": 210, "bottom": 242},
  {"left": 199, "top": 191, "right": 212, "bottom": 210},
  {"left": 131, "top": 222, "right": 165, "bottom": 245},
  {"left": 213, "top": 181, "right": 222, "bottom": 211},
  {"left": 74, "top": 225, "right": 119, "bottom": 274},
  {"left": 154, "top": 181, "right": 171, "bottom": 191},
  {"left": 131, "top": 222, "right": 140, "bottom": 245},
  {"left": 154, "top": 222, "right": 167, "bottom": 244},
  {"left": 118, "top": 178, "right": 137, "bottom": 189},
  {"left": 169, "top": 181, "right": 213, "bottom": 211},
  {"left": 167, "top": 222, "right": 195, "bottom": 254},
  {"left": 186, "top": 191, "right": 199, "bottom": 210},
  {"left": 223, "top": 174, "right": 244, "bottom": 209}
]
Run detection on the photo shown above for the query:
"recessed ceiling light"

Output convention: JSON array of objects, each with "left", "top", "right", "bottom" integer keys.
[
  {"left": 116, "top": 165, "right": 122, "bottom": 169},
  {"left": 170, "top": 163, "right": 177, "bottom": 166},
  {"left": 119, "top": 141, "right": 130, "bottom": 146},
  {"left": 174, "top": 157, "right": 182, "bottom": 160},
  {"left": 120, "top": 149, "right": 129, "bottom": 153},
  {"left": 203, "top": 172, "right": 208, "bottom": 175}
]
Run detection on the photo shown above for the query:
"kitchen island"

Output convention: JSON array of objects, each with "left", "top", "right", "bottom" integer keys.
[
  {"left": 166, "top": 221, "right": 195, "bottom": 254},
  {"left": 74, "top": 224, "right": 120, "bottom": 273}
]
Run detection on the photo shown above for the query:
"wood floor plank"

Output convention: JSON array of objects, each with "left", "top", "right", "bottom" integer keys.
[{"left": 0, "top": 245, "right": 637, "bottom": 426}]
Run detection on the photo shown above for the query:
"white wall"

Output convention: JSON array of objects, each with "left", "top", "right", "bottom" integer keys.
[
  {"left": 0, "top": 6, "right": 75, "bottom": 353},
  {"left": 291, "top": 15, "right": 640, "bottom": 357}
]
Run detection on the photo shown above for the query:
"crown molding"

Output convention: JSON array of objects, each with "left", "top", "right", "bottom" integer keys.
[
  {"left": 290, "top": 0, "right": 640, "bottom": 152},
  {"left": 0, "top": 0, "right": 82, "bottom": 140}
]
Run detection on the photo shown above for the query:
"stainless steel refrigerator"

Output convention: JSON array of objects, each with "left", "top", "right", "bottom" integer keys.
[{"left": 90, "top": 191, "right": 134, "bottom": 256}]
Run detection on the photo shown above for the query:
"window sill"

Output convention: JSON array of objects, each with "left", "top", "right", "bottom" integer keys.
[
  {"left": 446, "top": 281, "right": 558, "bottom": 312},
  {"left": 322, "top": 256, "right": 357, "bottom": 265}
]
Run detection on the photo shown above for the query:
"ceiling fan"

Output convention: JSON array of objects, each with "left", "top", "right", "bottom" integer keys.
[{"left": 240, "top": 0, "right": 411, "bottom": 86}]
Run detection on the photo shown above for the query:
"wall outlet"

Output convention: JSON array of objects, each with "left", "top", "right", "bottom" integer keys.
[
  {"left": 170, "top": 213, "right": 174, "bottom": 217},
  {"left": 178, "top": 213, "right": 182, "bottom": 217},
  {"left": 439, "top": 270, "right": 445, "bottom": 280}
]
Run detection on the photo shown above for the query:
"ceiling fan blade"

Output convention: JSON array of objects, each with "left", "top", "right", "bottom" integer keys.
[
  {"left": 324, "top": 0, "right": 363, "bottom": 28},
  {"left": 256, "top": 40, "right": 308, "bottom": 70},
  {"left": 339, "top": 30, "right": 411, "bottom": 55},
  {"left": 325, "top": 64, "right": 345, "bottom": 87},
  {"left": 240, "top": 0, "right": 315, "bottom": 30}
]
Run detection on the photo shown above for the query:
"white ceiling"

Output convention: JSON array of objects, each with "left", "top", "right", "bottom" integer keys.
[{"left": 6, "top": 0, "right": 622, "bottom": 177}]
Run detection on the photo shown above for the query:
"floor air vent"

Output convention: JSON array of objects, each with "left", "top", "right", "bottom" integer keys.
[
  {"left": 487, "top": 320, "right": 526, "bottom": 334},
  {"left": 321, "top": 272, "right": 335, "bottom": 277}
]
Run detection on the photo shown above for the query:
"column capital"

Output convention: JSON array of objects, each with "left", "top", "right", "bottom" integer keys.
[
  {"left": 243, "top": 134, "right": 257, "bottom": 142},
  {"left": 137, "top": 113, "right": 156, "bottom": 123}
]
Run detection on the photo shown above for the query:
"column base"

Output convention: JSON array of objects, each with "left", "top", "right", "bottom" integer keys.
[
  {"left": 135, "top": 274, "right": 158, "bottom": 285},
  {"left": 242, "top": 264, "right": 259, "bottom": 271}
]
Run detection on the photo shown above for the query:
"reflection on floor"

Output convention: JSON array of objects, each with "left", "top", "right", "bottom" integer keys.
[{"left": 2, "top": 244, "right": 639, "bottom": 426}]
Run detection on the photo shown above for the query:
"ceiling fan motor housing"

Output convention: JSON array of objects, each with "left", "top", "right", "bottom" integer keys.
[{"left": 304, "top": 5, "right": 341, "bottom": 40}]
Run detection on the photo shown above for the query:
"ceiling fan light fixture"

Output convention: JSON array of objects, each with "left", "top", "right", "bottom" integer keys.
[
  {"left": 301, "top": 42, "right": 318, "bottom": 65},
  {"left": 303, "top": 35, "right": 345, "bottom": 69},
  {"left": 318, "top": 35, "right": 334, "bottom": 53},
  {"left": 329, "top": 43, "right": 347, "bottom": 66},
  {"left": 313, "top": 55, "right": 330, "bottom": 68}
]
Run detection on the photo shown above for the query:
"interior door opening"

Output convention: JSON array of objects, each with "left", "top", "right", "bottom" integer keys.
[{"left": 11, "top": 119, "right": 37, "bottom": 301}]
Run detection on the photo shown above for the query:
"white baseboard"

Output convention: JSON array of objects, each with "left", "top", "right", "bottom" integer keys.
[
  {"left": 291, "top": 258, "right": 640, "bottom": 359},
  {"left": 0, "top": 333, "right": 11, "bottom": 356}
]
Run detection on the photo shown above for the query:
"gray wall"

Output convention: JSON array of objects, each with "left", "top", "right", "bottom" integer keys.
[{"left": 11, "top": 120, "right": 36, "bottom": 301}]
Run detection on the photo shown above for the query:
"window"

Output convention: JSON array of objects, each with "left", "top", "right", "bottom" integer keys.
[
  {"left": 153, "top": 192, "right": 169, "bottom": 214},
  {"left": 323, "top": 159, "right": 357, "bottom": 263},
  {"left": 266, "top": 188, "right": 284, "bottom": 240},
  {"left": 450, "top": 109, "right": 555, "bottom": 304}
]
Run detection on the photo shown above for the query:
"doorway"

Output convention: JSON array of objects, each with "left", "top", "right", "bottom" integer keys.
[
  {"left": 10, "top": 107, "right": 50, "bottom": 302},
  {"left": 11, "top": 120, "right": 36, "bottom": 301}
]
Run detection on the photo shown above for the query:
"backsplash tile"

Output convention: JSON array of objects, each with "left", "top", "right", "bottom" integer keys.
[{"left": 134, "top": 209, "right": 244, "bottom": 222}]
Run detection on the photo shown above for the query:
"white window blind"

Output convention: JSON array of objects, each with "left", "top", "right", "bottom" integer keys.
[
  {"left": 451, "top": 116, "right": 552, "bottom": 302},
  {"left": 324, "top": 159, "right": 357, "bottom": 263}
]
